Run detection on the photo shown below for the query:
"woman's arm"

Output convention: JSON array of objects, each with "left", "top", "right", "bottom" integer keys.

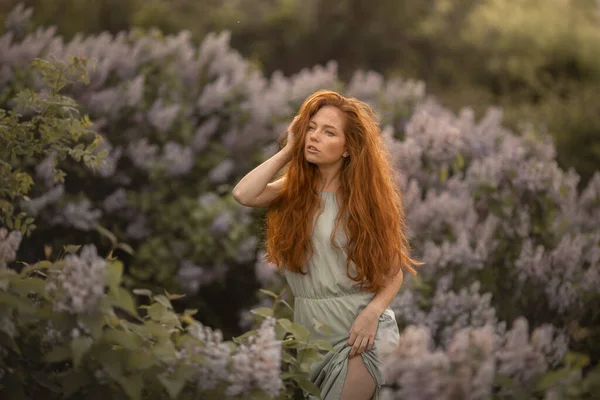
[
  {"left": 232, "top": 148, "right": 291, "bottom": 207},
  {"left": 365, "top": 257, "right": 404, "bottom": 316}
]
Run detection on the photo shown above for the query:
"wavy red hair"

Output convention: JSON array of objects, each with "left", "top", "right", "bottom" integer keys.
[{"left": 264, "top": 90, "right": 423, "bottom": 293}]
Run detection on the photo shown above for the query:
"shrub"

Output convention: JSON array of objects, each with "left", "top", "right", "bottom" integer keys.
[{"left": 0, "top": 54, "right": 327, "bottom": 400}]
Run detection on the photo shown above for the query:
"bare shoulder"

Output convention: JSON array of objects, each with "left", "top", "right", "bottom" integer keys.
[{"left": 241, "top": 176, "right": 286, "bottom": 208}]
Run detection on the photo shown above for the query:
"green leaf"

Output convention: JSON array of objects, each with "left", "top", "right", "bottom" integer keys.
[
  {"left": 43, "top": 345, "right": 71, "bottom": 363},
  {"left": 132, "top": 288, "right": 153, "bottom": 298},
  {"left": 0, "top": 292, "right": 36, "bottom": 314},
  {"left": 152, "top": 340, "right": 177, "bottom": 362},
  {"left": 440, "top": 166, "right": 448, "bottom": 181},
  {"left": 536, "top": 368, "right": 573, "bottom": 391},
  {"left": 116, "top": 242, "right": 135, "bottom": 255},
  {"left": 279, "top": 299, "right": 294, "bottom": 311},
  {"left": 117, "top": 373, "right": 143, "bottom": 400},
  {"left": 64, "top": 245, "right": 81, "bottom": 254},
  {"left": 183, "top": 309, "right": 198, "bottom": 316},
  {"left": 309, "top": 340, "right": 334, "bottom": 352},
  {"left": 454, "top": 152, "right": 465, "bottom": 169},
  {"left": 564, "top": 351, "right": 590, "bottom": 369},
  {"left": 259, "top": 289, "right": 279, "bottom": 299},
  {"left": 102, "top": 329, "right": 143, "bottom": 350},
  {"left": 96, "top": 225, "right": 117, "bottom": 245},
  {"left": 298, "top": 348, "right": 322, "bottom": 371},
  {"left": 281, "top": 351, "right": 297, "bottom": 364},
  {"left": 0, "top": 331, "right": 21, "bottom": 354},
  {"left": 71, "top": 336, "right": 93, "bottom": 368},
  {"left": 312, "top": 318, "right": 333, "bottom": 336},
  {"left": 126, "top": 350, "right": 157, "bottom": 370},
  {"left": 232, "top": 329, "right": 257, "bottom": 344},
  {"left": 59, "top": 369, "right": 91, "bottom": 397},
  {"left": 278, "top": 319, "right": 309, "bottom": 341},
  {"left": 10, "top": 277, "right": 46, "bottom": 295},
  {"left": 158, "top": 367, "right": 196, "bottom": 400},
  {"left": 164, "top": 290, "right": 186, "bottom": 301},
  {"left": 107, "top": 287, "right": 140, "bottom": 318},
  {"left": 153, "top": 294, "right": 173, "bottom": 309},
  {"left": 105, "top": 260, "right": 124, "bottom": 294},
  {"left": 147, "top": 303, "right": 171, "bottom": 323},
  {"left": 35, "top": 260, "right": 53, "bottom": 269},
  {"left": 297, "top": 377, "right": 321, "bottom": 398},
  {"left": 250, "top": 307, "right": 274, "bottom": 318},
  {"left": 78, "top": 313, "right": 105, "bottom": 340}
]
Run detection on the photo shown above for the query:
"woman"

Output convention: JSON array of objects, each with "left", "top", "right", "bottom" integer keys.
[{"left": 232, "top": 90, "right": 422, "bottom": 400}]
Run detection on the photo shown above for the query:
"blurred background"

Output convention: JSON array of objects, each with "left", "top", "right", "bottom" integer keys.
[{"left": 2, "top": 0, "right": 599, "bottom": 186}]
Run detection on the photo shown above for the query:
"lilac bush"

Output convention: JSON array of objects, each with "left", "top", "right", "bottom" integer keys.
[{"left": 0, "top": 230, "right": 324, "bottom": 399}]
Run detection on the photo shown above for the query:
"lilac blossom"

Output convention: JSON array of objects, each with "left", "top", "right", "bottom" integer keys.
[
  {"left": 191, "top": 116, "right": 220, "bottom": 152},
  {"left": 208, "top": 159, "right": 235, "bottom": 184},
  {"left": 226, "top": 317, "right": 283, "bottom": 397},
  {"left": 127, "top": 138, "right": 160, "bottom": 171},
  {"left": 185, "top": 321, "right": 232, "bottom": 391},
  {"left": 20, "top": 184, "right": 65, "bottom": 217},
  {"left": 101, "top": 188, "right": 129, "bottom": 213},
  {"left": 47, "top": 244, "right": 106, "bottom": 314},
  {"left": 0, "top": 228, "right": 23, "bottom": 268},
  {"left": 176, "top": 260, "right": 229, "bottom": 295},
  {"left": 125, "top": 214, "right": 152, "bottom": 240},
  {"left": 147, "top": 100, "right": 180, "bottom": 133},
  {"left": 161, "top": 141, "right": 194, "bottom": 177},
  {"left": 235, "top": 235, "right": 259, "bottom": 263},
  {"left": 51, "top": 199, "right": 102, "bottom": 231}
]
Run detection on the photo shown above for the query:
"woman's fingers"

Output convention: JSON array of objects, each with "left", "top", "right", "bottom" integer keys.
[{"left": 350, "top": 336, "right": 370, "bottom": 358}]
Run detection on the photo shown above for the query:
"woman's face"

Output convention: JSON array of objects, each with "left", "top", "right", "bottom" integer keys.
[{"left": 304, "top": 105, "right": 347, "bottom": 163}]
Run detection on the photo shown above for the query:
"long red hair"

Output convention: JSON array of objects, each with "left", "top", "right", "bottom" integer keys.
[{"left": 264, "top": 90, "right": 423, "bottom": 293}]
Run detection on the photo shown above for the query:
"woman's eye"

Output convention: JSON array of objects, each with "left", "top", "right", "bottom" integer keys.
[
  {"left": 326, "top": 131, "right": 334, "bottom": 136},
  {"left": 308, "top": 126, "right": 315, "bottom": 130}
]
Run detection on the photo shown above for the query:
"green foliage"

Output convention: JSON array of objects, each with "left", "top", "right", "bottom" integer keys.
[
  {"left": 0, "top": 55, "right": 106, "bottom": 234},
  {"left": 233, "top": 288, "right": 333, "bottom": 399},
  {"left": 0, "top": 247, "right": 323, "bottom": 399}
]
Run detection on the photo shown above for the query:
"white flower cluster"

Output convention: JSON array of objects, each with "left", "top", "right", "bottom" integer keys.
[
  {"left": 3, "top": 3, "right": 32, "bottom": 36},
  {"left": 35, "top": 153, "right": 58, "bottom": 187},
  {"left": 176, "top": 260, "right": 229, "bottom": 295},
  {"left": 94, "top": 135, "right": 123, "bottom": 178},
  {"left": 382, "top": 317, "right": 568, "bottom": 399},
  {"left": 0, "top": 228, "right": 22, "bottom": 268},
  {"left": 515, "top": 231, "right": 600, "bottom": 314},
  {"left": 184, "top": 321, "right": 232, "bottom": 391},
  {"left": 41, "top": 320, "right": 66, "bottom": 345},
  {"left": 47, "top": 245, "right": 106, "bottom": 314},
  {"left": 392, "top": 278, "right": 500, "bottom": 347},
  {"left": 208, "top": 159, "right": 235, "bottom": 184},
  {"left": 161, "top": 141, "right": 194, "bottom": 177},
  {"left": 254, "top": 250, "right": 283, "bottom": 287},
  {"left": 20, "top": 184, "right": 65, "bottom": 217},
  {"left": 235, "top": 235, "right": 259, "bottom": 263},
  {"left": 0, "top": 313, "right": 16, "bottom": 339},
  {"left": 226, "top": 317, "right": 283, "bottom": 398},
  {"left": 101, "top": 188, "right": 128, "bottom": 213},
  {"left": 51, "top": 199, "right": 102, "bottom": 231},
  {"left": 125, "top": 214, "right": 152, "bottom": 240}
]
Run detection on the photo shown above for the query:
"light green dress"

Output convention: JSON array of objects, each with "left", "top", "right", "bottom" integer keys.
[{"left": 282, "top": 191, "right": 400, "bottom": 400}]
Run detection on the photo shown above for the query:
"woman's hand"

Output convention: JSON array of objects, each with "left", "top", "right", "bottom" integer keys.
[
  {"left": 347, "top": 307, "right": 380, "bottom": 358},
  {"left": 284, "top": 116, "right": 299, "bottom": 153}
]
